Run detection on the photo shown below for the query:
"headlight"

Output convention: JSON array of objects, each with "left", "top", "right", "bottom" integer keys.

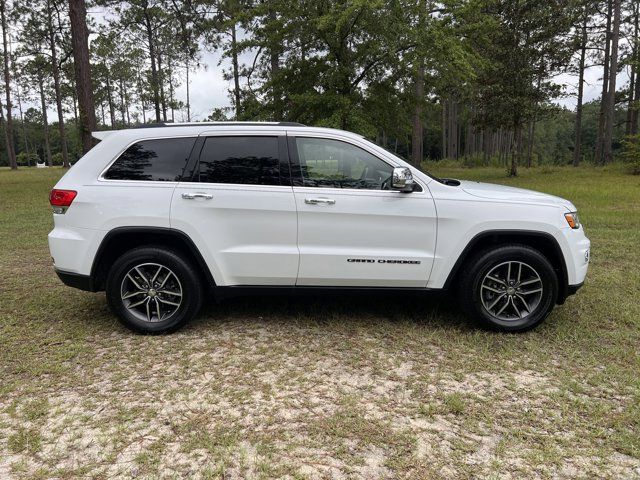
[{"left": 564, "top": 212, "right": 580, "bottom": 229}]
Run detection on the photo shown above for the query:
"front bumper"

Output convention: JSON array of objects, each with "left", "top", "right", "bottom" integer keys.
[
  {"left": 567, "top": 281, "right": 584, "bottom": 296},
  {"left": 559, "top": 226, "right": 590, "bottom": 286}
]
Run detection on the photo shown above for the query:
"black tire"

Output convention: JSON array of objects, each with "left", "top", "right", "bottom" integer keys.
[
  {"left": 106, "top": 246, "right": 203, "bottom": 334},
  {"left": 458, "top": 244, "right": 558, "bottom": 332}
]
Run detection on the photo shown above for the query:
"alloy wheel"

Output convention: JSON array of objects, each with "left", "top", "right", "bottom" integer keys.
[
  {"left": 120, "top": 263, "right": 183, "bottom": 323},
  {"left": 480, "top": 261, "right": 543, "bottom": 322}
]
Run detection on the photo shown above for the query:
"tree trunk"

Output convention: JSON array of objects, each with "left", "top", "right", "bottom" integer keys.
[
  {"left": 573, "top": 11, "right": 588, "bottom": 166},
  {"left": 156, "top": 49, "right": 167, "bottom": 122},
  {"left": 441, "top": 99, "right": 447, "bottom": 159},
  {"left": 123, "top": 81, "right": 130, "bottom": 126},
  {"left": 231, "top": 23, "right": 241, "bottom": 119},
  {"left": 69, "top": 0, "right": 96, "bottom": 154},
  {"left": 119, "top": 78, "right": 127, "bottom": 125},
  {"left": 509, "top": 126, "right": 521, "bottom": 177},
  {"left": 185, "top": 58, "right": 190, "bottom": 122},
  {"left": 157, "top": 51, "right": 167, "bottom": 122},
  {"left": 137, "top": 72, "right": 146, "bottom": 124},
  {"left": 604, "top": 0, "right": 621, "bottom": 164},
  {"left": 38, "top": 72, "right": 53, "bottom": 166},
  {"left": 595, "top": 0, "right": 612, "bottom": 163},
  {"left": 268, "top": 8, "right": 281, "bottom": 119},
  {"left": 106, "top": 74, "right": 116, "bottom": 126},
  {"left": 626, "top": 59, "right": 635, "bottom": 136},
  {"left": 16, "top": 76, "right": 29, "bottom": 158},
  {"left": 449, "top": 100, "right": 458, "bottom": 159},
  {"left": 0, "top": 0, "right": 16, "bottom": 169},
  {"left": 72, "top": 91, "right": 78, "bottom": 125},
  {"left": 46, "top": 0, "right": 69, "bottom": 167},
  {"left": 527, "top": 121, "right": 535, "bottom": 167},
  {"left": 411, "top": 62, "right": 424, "bottom": 166},
  {"left": 168, "top": 60, "right": 175, "bottom": 122},
  {"left": 631, "top": 2, "right": 640, "bottom": 135},
  {"left": 143, "top": 7, "right": 161, "bottom": 123}
]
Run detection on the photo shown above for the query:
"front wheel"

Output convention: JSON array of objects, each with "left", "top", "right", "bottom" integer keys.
[
  {"left": 106, "top": 247, "right": 203, "bottom": 334},
  {"left": 459, "top": 245, "right": 558, "bottom": 332}
]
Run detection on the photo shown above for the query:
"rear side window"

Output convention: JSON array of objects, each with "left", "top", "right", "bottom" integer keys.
[
  {"left": 104, "top": 138, "right": 195, "bottom": 181},
  {"left": 196, "top": 136, "right": 280, "bottom": 185}
]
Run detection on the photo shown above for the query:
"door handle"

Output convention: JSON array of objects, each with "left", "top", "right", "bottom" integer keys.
[
  {"left": 182, "top": 192, "right": 213, "bottom": 200},
  {"left": 305, "top": 197, "right": 336, "bottom": 205}
]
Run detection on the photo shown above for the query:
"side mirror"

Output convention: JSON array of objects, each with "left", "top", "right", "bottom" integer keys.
[{"left": 392, "top": 167, "right": 415, "bottom": 192}]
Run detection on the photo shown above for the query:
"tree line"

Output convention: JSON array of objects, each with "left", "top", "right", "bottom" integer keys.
[{"left": 0, "top": 0, "right": 639, "bottom": 175}]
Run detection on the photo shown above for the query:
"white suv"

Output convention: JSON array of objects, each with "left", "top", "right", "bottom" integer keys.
[{"left": 48, "top": 122, "right": 590, "bottom": 333}]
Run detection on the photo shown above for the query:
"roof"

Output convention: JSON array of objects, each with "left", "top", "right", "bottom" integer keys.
[
  {"left": 132, "top": 121, "right": 306, "bottom": 128},
  {"left": 92, "top": 121, "right": 307, "bottom": 141},
  {"left": 90, "top": 122, "right": 368, "bottom": 144}
]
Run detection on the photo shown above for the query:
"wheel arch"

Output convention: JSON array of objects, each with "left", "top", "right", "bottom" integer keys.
[
  {"left": 91, "top": 227, "right": 215, "bottom": 291},
  {"left": 442, "top": 230, "right": 569, "bottom": 304}
]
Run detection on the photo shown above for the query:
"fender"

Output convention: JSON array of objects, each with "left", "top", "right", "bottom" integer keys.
[
  {"left": 90, "top": 226, "right": 216, "bottom": 289},
  {"left": 441, "top": 229, "right": 569, "bottom": 302}
]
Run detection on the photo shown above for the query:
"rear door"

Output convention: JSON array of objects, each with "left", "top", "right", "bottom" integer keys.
[
  {"left": 289, "top": 134, "right": 437, "bottom": 287},
  {"left": 171, "top": 132, "right": 299, "bottom": 286}
]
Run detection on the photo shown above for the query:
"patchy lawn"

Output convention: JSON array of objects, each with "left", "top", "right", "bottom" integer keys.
[{"left": 0, "top": 165, "right": 639, "bottom": 479}]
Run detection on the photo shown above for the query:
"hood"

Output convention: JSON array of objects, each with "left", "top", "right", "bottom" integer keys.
[{"left": 458, "top": 180, "right": 576, "bottom": 211}]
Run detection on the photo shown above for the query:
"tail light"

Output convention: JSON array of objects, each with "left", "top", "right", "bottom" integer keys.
[{"left": 50, "top": 189, "right": 77, "bottom": 214}]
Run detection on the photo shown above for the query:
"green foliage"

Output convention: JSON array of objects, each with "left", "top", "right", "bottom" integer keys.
[
  {"left": 621, "top": 135, "right": 640, "bottom": 174},
  {"left": 51, "top": 153, "right": 64, "bottom": 166},
  {"left": 16, "top": 152, "right": 40, "bottom": 167},
  {"left": 0, "top": 0, "right": 636, "bottom": 172}
]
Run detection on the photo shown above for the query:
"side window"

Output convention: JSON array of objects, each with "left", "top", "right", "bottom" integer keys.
[
  {"left": 196, "top": 136, "right": 280, "bottom": 186},
  {"left": 295, "top": 137, "right": 393, "bottom": 190},
  {"left": 104, "top": 138, "right": 195, "bottom": 181}
]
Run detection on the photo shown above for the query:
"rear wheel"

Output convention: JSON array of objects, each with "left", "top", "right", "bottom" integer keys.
[
  {"left": 106, "top": 246, "right": 203, "bottom": 333},
  {"left": 459, "top": 245, "right": 558, "bottom": 332}
]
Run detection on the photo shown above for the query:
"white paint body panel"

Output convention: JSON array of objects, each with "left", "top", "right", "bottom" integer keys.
[
  {"left": 285, "top": 129, "right": 436, "bottom": 287},
  {"left": 293, "top": 186, "right": 436, "bottom": 287},
  {"left": 48, "top": 124, "right": 589, "bottom": 292},
  {"left": 171, "top": 183, "right": 299, "bottom": 286}
]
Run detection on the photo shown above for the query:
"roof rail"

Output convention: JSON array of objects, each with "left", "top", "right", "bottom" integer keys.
[{"left": 132, "top": 121, "right": 306, "bottom": 129}]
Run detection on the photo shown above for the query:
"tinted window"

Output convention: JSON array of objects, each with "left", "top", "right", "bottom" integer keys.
[
  {"left": 296, "top": 138, "right": 393, "bottom": 190},
  {"left": 196, "top": 136, "right": 280, "bottom": 185},
  {"left": 104, "top": 138, "right": 195, "bottom": 181}
]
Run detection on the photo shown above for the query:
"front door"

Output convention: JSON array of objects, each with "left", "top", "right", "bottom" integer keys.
[
  {"left": 171, "top": 133, "right": 299, "bottom": 286},
  {"left": 289, "top": 135, "right": 437, "bottom": 287}
]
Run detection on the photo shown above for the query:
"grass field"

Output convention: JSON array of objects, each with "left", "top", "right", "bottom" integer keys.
[{"left": 1, "top": 165, "right": 639, "bottom": 479}]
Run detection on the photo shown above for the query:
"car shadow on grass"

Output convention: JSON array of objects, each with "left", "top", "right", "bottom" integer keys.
[{"left": 188, "top": 290, "right": 473, "bottom": 333}]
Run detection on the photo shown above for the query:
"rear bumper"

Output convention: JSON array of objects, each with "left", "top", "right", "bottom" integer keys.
[
  {"left": 55, "top": 269, "right": 97, "bottom": 292},
  {"left": 48, "top": 224, "right": 104, "bottom": 276}
]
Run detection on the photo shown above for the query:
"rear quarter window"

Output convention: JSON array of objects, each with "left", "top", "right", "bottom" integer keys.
[{"left": 104, "top": 137, "right": 196, "bottom": 181}]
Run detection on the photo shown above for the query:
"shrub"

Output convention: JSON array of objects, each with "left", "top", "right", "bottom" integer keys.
[
  {"left": 51, "top": 153, "right": 64, "bottom": 166},
  {"left": 621, "top": 135, "right": 640, "bottom": 175},
  {"left": 16, "top": 152, "right": 41, "bottom": 167}
]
